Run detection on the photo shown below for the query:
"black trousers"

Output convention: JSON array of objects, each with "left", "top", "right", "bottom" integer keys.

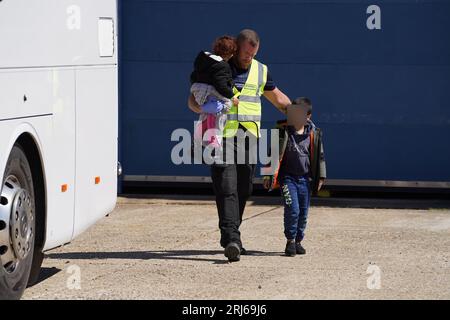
[{"left": 210, "top": 129, "right": 257, "bottom": 248}]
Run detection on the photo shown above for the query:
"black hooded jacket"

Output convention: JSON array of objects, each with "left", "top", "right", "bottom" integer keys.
[{"left": 190, "top": 51, "right": 235, "bottom": 99}]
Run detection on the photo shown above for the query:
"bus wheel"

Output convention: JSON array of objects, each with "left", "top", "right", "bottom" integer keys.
[{"left": 0, "top": 145, "right": 36, "bottom": 300}]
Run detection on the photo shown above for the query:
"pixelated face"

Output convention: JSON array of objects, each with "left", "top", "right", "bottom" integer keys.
[
  {"left": 237, "top": 40, "right": 259, "bottom": 69},
  {"left": 287, "top": 105, "right": 308, "bottom": 130}
]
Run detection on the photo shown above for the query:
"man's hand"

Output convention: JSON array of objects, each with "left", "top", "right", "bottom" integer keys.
[
  {"left": 263, "top": 178, "right": 271, "bottom": 190},
  {"left": 318, "top": 179, "right": 325, "bottom": 192},
  {"left": 263, "top": 87, "right": 291, "bottom": 114},
  {"left": 188, "top": 94, "right": 202, "bottom": 114},
  {"left": 188, "top": 95, "right": 225, "bottom": 114},
  {"left": 232, "top": 97, "right": 239, "bottom": 106}
]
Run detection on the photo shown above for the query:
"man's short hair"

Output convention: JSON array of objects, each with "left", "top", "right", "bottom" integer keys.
[
  {"left": 237, "top": 29, "right": 260, "bottom": 48},
  {"left": 292, "top": 97, "right": 312, "bottom": 115}
]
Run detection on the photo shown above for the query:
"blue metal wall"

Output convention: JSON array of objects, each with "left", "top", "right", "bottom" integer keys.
[{"left": 119, "top": 0, "right": 450, "bottom": 184}]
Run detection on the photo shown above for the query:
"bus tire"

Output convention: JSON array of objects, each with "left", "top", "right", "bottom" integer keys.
[
  {"left": 27, "top": 250, "right": 44, "bottom": 287},
  {"left": 0, "top": 145, "right": 36, "bottom": 300}
]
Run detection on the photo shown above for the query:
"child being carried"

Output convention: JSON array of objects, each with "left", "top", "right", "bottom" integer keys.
[{"left": 190, "top": 35, "right": 239, "bottom": 154}]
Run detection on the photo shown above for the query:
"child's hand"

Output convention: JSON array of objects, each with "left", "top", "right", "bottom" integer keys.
[
  {"left": 318, "top": 179, "right": 325, "bottom": 192},
  {"left": 232, "top": 97, "right": 239, "bottom": 106},
  {"left": 263, "top": 178, "right": 271, "bottom": 190}
]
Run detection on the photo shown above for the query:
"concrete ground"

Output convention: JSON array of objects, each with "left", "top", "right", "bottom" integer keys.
[{"left": 23, "top": 196, "right": 450, "bottom": 300}]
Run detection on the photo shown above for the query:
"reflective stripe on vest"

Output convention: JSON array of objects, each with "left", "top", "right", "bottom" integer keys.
[
  {"left": 223, "top": 59, "right": 267, "bottom": 138},
  {"left": 227, "top": 114, "right": 262, "bottom": 121},
  {"left": 238, "top": 95, "right": 261, "bottom": 103}
]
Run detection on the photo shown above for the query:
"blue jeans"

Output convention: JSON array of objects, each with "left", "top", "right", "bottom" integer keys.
[{"left": 280, "top": 174, "right": 311, "bottom": 242}]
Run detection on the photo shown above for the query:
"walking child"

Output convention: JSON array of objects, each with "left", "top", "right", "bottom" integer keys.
[{"left": 263, "top": 97, "right": 327, "bottom": 256}]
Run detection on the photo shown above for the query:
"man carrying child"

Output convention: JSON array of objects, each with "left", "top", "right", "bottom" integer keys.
[{"left": 188, "top": 29, "right": 292, "bottom": 262}]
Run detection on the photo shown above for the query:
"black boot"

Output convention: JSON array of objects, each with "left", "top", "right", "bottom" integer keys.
[
  {"left": 296, "top": 242, "right": 306, "bottom": 255},
  {"left": 285, "top": 240, "right": 296, "bottom": 257},
  {"left": 225, "top": 242, "right": 241, "bottom": 262}
]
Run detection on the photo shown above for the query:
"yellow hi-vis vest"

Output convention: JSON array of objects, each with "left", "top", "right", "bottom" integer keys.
[{"left": 223, "top": 58, "right": 268, "bottom": 138}]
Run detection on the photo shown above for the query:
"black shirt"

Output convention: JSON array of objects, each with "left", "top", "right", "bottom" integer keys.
[
  {"left": 279, "top": 125, "right": 313, "bottom": 179},
  {"left": 228, "top": 58, "right": 276, "bottom": 92}
]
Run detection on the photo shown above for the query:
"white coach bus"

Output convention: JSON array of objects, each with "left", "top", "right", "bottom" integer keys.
[{"left": 0, "top": 0, "right": 118, "bottom": 299}]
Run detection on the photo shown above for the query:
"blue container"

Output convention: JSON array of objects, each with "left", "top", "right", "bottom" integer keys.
[{"left": 118, "top": 0, "right": 450, "bottom": 189}]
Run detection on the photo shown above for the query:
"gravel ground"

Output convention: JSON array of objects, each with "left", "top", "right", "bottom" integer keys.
[{"left": 23, "top": 196, "right": 450, "bottom": 300}]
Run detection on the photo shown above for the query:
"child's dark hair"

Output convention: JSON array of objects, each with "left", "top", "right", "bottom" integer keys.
[
  {"left": 292, "top": 97, "right": 312, "bottom": 115},
  {"left": 212, "top": 35, "right": 237, "bottom": 58}
]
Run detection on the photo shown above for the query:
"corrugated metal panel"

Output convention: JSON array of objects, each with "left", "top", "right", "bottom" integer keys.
[{"left": 119, "top": 0, "right": 450, "bottom": 185}]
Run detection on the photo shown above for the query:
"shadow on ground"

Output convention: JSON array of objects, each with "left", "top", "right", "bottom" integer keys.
[
  {"left": 46, "top": 250, "right": 284, "bottom": 265},
  {"left": 27, "top": 267, "right": 62, "bottom": 288}
]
